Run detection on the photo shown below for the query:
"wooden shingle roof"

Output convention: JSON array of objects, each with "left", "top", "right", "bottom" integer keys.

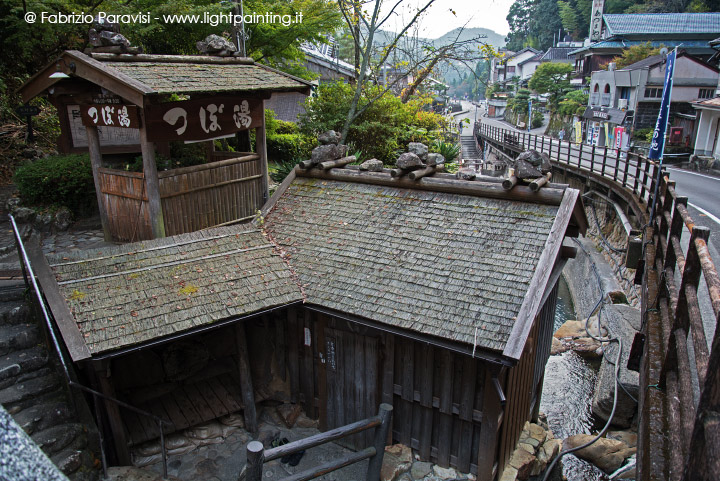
[
  {"left": 106, "top": 61, "right": 309, "bottom": 95},
  {"left": 264, "top": 176, "right": 565, "bottom": 354},
  {"left": 46, "top": 225, "right": 303, "bottom": 355}
]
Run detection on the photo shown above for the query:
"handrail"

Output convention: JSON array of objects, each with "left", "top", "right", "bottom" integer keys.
[
  {"left": 246, "top": 404, "right": 393, "bottom": 481},
  {"left": 10, "top": 215, "right": 173, "bottom": 480},
  {"left": 478, "top": 123, "right": 720, "bottom": 481}
]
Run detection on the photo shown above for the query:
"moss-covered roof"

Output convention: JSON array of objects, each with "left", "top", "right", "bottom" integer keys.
[
  {"left": 48, "top": 225, "right": 303, "bottom": 354},
  {"left": 264, "top": 177, "right": 560, "bottom": 352}
]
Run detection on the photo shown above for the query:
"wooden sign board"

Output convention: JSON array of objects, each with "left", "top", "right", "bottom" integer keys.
[
  {"left": 81, "top": 104, "right": 140, "bottom": 129},
  {"left": 144, "top": 97, "right": 263, "bottom": 142},
  {"left": 67, "top": 105, "right": 140, "bottom": 149}
]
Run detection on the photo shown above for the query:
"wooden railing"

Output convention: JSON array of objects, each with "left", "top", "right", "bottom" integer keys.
[
  {"left": 246, "top": 404, "right": 393, "bottom": 481},
  {"left": 477, "top": 123, "right": 720, "bottom": 481}
]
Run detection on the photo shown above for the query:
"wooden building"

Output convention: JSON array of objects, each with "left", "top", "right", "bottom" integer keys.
[
  {"left": 32, "top": 165, "right": 587, "bottom": 479},
  {"left": 19, "top": 51, "right": 311, "bottom": 242}
]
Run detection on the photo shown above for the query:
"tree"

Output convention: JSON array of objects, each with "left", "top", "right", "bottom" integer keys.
[
  {"left": 613, "top": 42, "right": 662, "bottom": 69},
  {"left": 528, "top": 62, "right": 573, "bottom": 106},
  {"left": 336, "top": 0, "right": 493, "bottom": 142}
]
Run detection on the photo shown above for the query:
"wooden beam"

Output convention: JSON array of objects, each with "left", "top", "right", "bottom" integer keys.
[
  {"left": 90, "top": 53, "right": 256, "bottom": 64},
  {"left": 25, "top": 243, "right": 91, "bottom": 361},
  {"left": 255, "top": 100, "right": 269, "bottom": 202},
  {"left": 502, "top": 188, "right": 580, "bottom": 360},
  {"left": 94, "top": 360, "right": 132, "bottom": 465},
  {"left": 235, "top": 322, "right": 258, "bottom": 434},
  {"left": 296, "top": 167, "right": 566, "bottom": 206},
  {"left": 139, "top": 110, "right": 166, "bottom": 239},
  {"left": 85, "top": 125, "right": 112, "bottom": 241},
  {"left": 477, "top": 364, "right": 503, "bottom": 480}
]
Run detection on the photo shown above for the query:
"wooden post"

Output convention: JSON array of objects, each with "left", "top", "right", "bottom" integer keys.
[
  {"left": 85, "top": 125, "right": 112, "bottom": 241},
  {"left": 236, "top": 322, "right": 258, "bottom": 434},
  {"left": 366, "top": 404, "right": 393, "bottom": 481},
  {"left": 477, "top": 364, "right": 503, "bottom": 480},
  {"left": 138, "top": 112, "right": 166, "bottom": 239},
  {"left": 246, "top": 440, "right": 264, "bottom": 481},
  {"left": 256, "top": 100, "right": 269, "bottom": 202},
  {"left": 94, "top": 361, "right": 132, "bottom": 466}
]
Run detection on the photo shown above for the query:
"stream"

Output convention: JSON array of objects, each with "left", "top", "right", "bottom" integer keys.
[{"left": 539, "top": 276, "right": 608, "bottom": 481}]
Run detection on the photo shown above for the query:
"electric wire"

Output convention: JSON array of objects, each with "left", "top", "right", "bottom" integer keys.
[{"left": 541, "top": 237, "right": 632, "bottom": 481}]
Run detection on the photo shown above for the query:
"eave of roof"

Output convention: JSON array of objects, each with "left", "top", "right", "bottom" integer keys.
[{"left": 19, "top": 50, "right": 312, "bottom": 103}]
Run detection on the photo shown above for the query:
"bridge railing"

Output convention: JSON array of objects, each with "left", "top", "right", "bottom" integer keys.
[
  {"left": 478, "top": 123, "right": 720, "bottom": 481},
  {"left": 477, "top": 123, "right": 661, "bottom": 207}
]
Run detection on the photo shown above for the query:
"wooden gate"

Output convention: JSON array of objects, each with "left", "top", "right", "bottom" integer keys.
[{"left": 323, "top": 327, "right": 380, "bottom": 450}]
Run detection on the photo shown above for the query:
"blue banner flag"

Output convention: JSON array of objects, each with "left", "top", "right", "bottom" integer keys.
[{"left": 648, "top": 49, "right": 677, "bottom": 160}]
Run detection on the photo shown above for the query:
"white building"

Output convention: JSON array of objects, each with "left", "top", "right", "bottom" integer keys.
[{"left": 693, "top": 97, "right": 720, "bottom": 159}]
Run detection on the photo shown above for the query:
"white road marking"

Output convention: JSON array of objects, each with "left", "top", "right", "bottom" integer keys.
[
  {"left": 688, "top": 202, "right": 720, "bottom": 226},
  {"left": 667, "top": 168, "right": 720, "bottom": 182}
]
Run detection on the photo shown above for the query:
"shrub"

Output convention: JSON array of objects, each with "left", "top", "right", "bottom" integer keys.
[
  {"left": 270, "top": 158, "right": 302, "bottom": 183},
  {"left": 266, "top": 133, "right": 315, "bottom": 162},
  {"left": 265, "top": 109, "right": 300, "bottom": 135},
  {"left": 14, "top": 154, "right": 95, "bottom": 215},
  {"left": 299, "top": 81, "right": 448, "bottom": 164},
  {"left": 431, "top": 140, "right": 460, "bottom": 163},
  {"left": 532, "top": 110, "right": 544, "bottom": 128},
  {"left": 557, "top": 90, "right": 589, "bottom": 117}
]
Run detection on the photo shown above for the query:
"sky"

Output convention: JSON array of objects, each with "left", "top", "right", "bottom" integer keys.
[{"left": 377, "top": 0, "right": 516, "bottom": 38}]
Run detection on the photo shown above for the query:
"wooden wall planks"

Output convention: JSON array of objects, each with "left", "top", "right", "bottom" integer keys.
[{"left": 97, "top": 154, "right": 264, "bottom": 241}]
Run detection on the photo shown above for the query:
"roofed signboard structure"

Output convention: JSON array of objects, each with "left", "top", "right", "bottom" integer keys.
[{"left": 19, "top": 51, "right": 312, "bottom": 242}]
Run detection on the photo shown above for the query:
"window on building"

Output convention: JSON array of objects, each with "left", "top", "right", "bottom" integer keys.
[
  {"left": 594, "top": 83, "right": 599, "bottom": 92},
  {"left": 699, "top": 88, "right": 715, "bottom": 99},
  {"left": 620, "top": 87, "right": 630, "bottom": 100},
  {"left": 507, "top": 66, "right": 516, "bottom": 74},
  {"left": 604, "top": 84, "right": 610, "bottom": 93},
  {"left": 644, "top": 87, "right": 663, "bottom": 98}
]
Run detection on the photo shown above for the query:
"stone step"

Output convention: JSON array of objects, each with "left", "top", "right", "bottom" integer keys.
[
  {"left": 0, "top": 301, "right": 31, "bottom": 326},
  {"left": 52, "top": 448, "right": 97, "bottom": 479},
  {"left": 0, "top": 345, "right": 49, "bottom": 386},
  {"left": 13, "top": 401, "right": 76, "bottom": 435},
  {"left": 31, "top": 422, "right": 87, "bottom": 457},
  {"left": 0, "top": 322, "right": 40, "bottom": 356},
  {"left": 0, "top": 371, "right": 61, "bottom": 409}
]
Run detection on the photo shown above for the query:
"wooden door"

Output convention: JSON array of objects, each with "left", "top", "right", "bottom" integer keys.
[{"left": 323, "top": 327, "right": 379, "bottom": 450}]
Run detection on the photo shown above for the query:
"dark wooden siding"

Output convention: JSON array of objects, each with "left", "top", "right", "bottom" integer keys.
[
  {"left": 497, "top": 282, "right": 558, "bottom": 473},
  {"left": 390, "top": 337, "right": 490, "bottom": 475},
  {"left": 97, "top": 153, "right": 264, "bottom": 241}
]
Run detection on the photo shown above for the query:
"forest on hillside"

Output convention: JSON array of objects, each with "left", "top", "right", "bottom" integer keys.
[{"left": 505, "top": 0, "right": 720, "bottom": 51}]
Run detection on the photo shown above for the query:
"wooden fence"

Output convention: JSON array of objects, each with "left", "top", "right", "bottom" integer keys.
[
  {"left": 246, "top": 404, "right": 393, "bottom": 481},
  {"left": 478, "top": 123, "right": 720, "bottom": 481},
  {"left": 98, "top": 153, "right": 264, "bottom": 241}
]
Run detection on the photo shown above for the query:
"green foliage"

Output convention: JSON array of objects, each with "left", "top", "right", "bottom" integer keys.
[
  {"left": 299, "top": 82, "right": 448, "bottom": 164},
  {"left": 612, "top": 42, "right": 663, "bottom": 69},
  {"left": 265, "top": 109, "right": 301, "bottom": 135},
  {"left": 529, "top": 63, "right": 573, "bottom": 107},
  {"left": 557, "top": 90, "right": 589, "bottom": 116},
  {"left": 431, "top": 141, "right": 460, "bottom": 163},
  {"left": 634, "top": 127, "right": 653, "bottom": 142},
  {"left": 532, "top": 110, "right": 544, "bottom": 128},
  {"left": 125, "top": 142, "right": 206, "bottom": 172},
  {"left": 14, "top": 154, "right": 95, "bottom": 215},
  {"left": 509, "top": 89, "right": 532, "bottom": 114},
  {"left": 270, "top": 158, "right": 302, "bottom": 183},
  {"left": 266, "top": 133, "right": 315, "bottom": 162}
]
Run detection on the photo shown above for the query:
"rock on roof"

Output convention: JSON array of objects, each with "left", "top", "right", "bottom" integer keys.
[
  {"left": 48, "top": 225, "right": 303, "bottom": 354},
  {"left": 263, "top": 177, "right": 561, "bottom": 353},
  {"left": 604, "top": 13, "right": 720, "bottom": 36},
  {"left": 106, "top": 61, "right": 308, "bottom": 95}
]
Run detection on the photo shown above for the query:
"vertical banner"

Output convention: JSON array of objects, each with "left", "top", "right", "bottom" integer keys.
[
  {"left": 648, "top": 49, "right": 677, "bottom": 160},
  {"left": 528, "top": 99, "right": 532, "bottom": 132},
  {"left": 575, "top": 121, "right": 583, "bottom": 144},
  {"left": 614, "top": 127, "right": 624, "bottom": 150},
  {"left": 590, "top": 0, "right": 606, "bottom": 42},
  {"left": 605, "top": 122, "right": 612, "bottom": 146}
]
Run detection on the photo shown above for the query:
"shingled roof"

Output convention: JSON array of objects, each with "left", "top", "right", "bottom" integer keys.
[
  {"left": 263, "top": 173, "right": 581, "bottom": 358},
  {"left": 36, "top": 168, "right": 584, "bottom": 362},
  {"left": 46, "top": 225, "right": 303, "bottom": 355},
  {"left": 604, "top": 13, "right": 720, "bottom": 37},
  {"left": 19, "top": 50, "right": 312, "bottom": 104},
  {"left": 105, "top": 60, "right": 309, "bottom": 95}
]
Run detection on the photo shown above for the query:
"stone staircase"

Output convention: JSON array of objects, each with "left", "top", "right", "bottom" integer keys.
[
  {"left": 460, "top": 135, "right": 482, "bottom": 167},
  {"left": 0, "top": 286, "right": 100, "bottom": 480}
]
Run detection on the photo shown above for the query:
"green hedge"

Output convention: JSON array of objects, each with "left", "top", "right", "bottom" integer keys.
[
  {"left": 266, "top": 133, "right": 315, "bottom": 162},
  {"left": 14, "top": 154, "right": 95, "bottom": 216}
]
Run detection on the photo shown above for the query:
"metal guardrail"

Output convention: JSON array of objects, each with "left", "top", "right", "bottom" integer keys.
[
  {"left": 10, "top": 215, "right": 173, "bottom": 480},
  {"left": 477, "top": 123, "right": 720, "bottom": 481},
  {"left": 246, "top": 404, "right": 392, "bottom": 481}
]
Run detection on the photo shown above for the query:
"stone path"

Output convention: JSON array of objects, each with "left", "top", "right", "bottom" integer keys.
[{"left": 0, "top": 288, "right": 101, "bottom": 480}]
